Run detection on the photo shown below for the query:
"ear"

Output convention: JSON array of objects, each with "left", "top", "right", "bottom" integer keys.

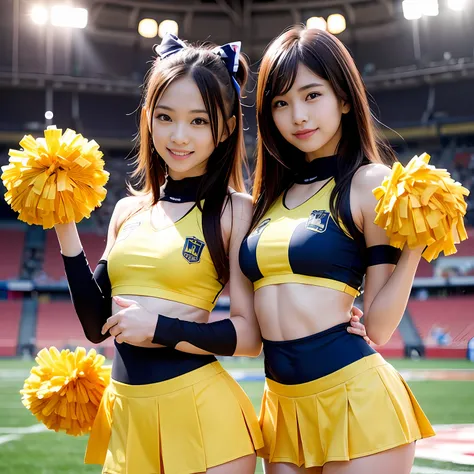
[
  {"left": 341, "top": 101, "right": 351, "bottom": 115},
  {"left": 220, "top": 115, "right": 237, "bottom": 143}
]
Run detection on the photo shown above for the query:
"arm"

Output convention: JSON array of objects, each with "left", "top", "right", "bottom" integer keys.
[
  {"left": 104, "top": 193, "right": 263, "bottom": 357},
  {"left": 354, "top": 164, "right": 423, "bottom": 346},
  {"left": 55, "top": 197, "right": 129, "bottom": 343}
]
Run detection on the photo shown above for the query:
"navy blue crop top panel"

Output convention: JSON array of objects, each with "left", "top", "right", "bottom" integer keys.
[{"left": 239, "top": 179, "right": 366, "bottom": 297}]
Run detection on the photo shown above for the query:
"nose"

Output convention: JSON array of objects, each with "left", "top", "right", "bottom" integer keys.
[
  {"left": 292, "top": 104, "right": 308, "bottom": 125},
  {"left": 171, "top": 123, "right": 190, "bottom": 145}
]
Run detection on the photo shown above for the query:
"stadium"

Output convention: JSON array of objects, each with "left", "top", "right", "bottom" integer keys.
[{"left": 0, "top": 0, "right": 473, "bottom": 473}]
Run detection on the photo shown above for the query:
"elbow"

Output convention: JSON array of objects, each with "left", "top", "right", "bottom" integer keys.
[
  {"left": 367, "top": 330, "right": 392, "bottom": 347},
  {"left": 247, "top": 342, "right": 263, "bottom": 358},
  {"left": 85, "top": 331, "right": 108, "bottom": 344},
  {"left": 235, "top": 340, "right": 262, "bottom": 358},
  {"left": 371, "top": 336, "right": 390, "bottom": 347},
  {"left": 229, "top": 315, "right": 262, "bottom": 357},
  {"left": 365, "top": 318, "right": 394, "bottom": 347}
]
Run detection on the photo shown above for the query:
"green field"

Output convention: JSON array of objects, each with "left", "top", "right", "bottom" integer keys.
[{"left": 0, "top": 357, "right": 473, "bottom": 473}]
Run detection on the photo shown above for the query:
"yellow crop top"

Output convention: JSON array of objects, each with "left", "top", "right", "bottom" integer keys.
[
  {"left": 108, "top": 205, "right": 224, "bottom": 311},
  {"left": 239, "top": 179, "right": 366, "bottom": 298}
]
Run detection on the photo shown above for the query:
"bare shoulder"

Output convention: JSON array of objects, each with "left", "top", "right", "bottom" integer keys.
[
  {"left": 228, "top": 191, "right": 253, "bottom": 223},
  {"left": 221, "top": 191, "right": 253, "bottom": 245},
  {"left": 352, "top": 163, "right": 392, "bottom": 196},
  {"left": 111, "top": 194, "right": 150, "bottom": 232}
]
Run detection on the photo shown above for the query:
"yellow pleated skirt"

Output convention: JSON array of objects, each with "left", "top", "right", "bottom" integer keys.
[
  {"left": 258, "top": 353, "right": 435, "bottom": 468},
  {"left": 85, "top": 361, "right": 263, "bottom": 474}
]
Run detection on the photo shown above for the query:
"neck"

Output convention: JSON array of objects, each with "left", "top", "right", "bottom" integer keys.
[
  {"left": 305, "top": 146, "right": 338, "bottom": 163},
  {"left": 167, "top": 170, "right": 206, "bottom": 181},
  {"left": 161, "top": 174, "right": 205, "bottom": 203},
  {"left": 293, "top": 154, "right": 338, "bottom": 185}
]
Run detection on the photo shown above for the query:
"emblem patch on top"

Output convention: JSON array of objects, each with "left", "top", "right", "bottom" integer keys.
[
  {"left": 306, "top": 210, "right": 330, "bottom": 233},
  {"left": 182, "top": 236, "right": 206, "bottom": 264}
]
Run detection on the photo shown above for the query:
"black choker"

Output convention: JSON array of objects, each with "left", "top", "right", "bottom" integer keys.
[
  {"left": 161, "top": 175, "right": 204, "bottom": 203},
  {"left": 293, "top": 155, "right": 338, "bottom": 184}
]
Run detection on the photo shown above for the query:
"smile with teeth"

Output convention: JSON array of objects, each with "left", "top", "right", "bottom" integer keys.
[{"left": 167, "top": 148, "right": 194, "bottom": 157}]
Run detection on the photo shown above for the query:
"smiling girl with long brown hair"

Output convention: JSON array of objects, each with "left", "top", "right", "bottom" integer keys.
[{"left": 240, "top": 26, "right": 435, "bottom": 474}]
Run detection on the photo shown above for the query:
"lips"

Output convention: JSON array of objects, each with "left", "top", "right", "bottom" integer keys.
[
  {"left": 293, "top": 129, "right": 318, "bottom": 140},
  {"left": 167, "top": 148, "right": 194, "bottom": 160}
]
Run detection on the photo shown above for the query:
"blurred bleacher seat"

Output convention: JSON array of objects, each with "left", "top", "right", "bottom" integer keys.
[
  {"left": 0, "top": 229, "right": 25, "bottom": 280},
  {"left": 0, "top": 301, "right": 22, "bottom": 356},
  {"left": 43, "top": 231, "right": 106, "bottom": 281},
  {"left": 408, "top": 296, "right": 474, "bottom": 358},
  {"left": 36, "top": 301, "right": 114, "bottom": 357}
]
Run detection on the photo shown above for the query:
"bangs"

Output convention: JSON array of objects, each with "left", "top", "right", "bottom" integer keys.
[
  {"left": 267, "top": 41, "right": 329, "bottom": 98},
  {"left": 191, "top": 66, "right": 228, "bottom": 145},
  {"left": 147, "top": 65, "right": 184, "bottom": 115},
  {"left": 268, "top": 47, "right": 299, "bottom": 98}
]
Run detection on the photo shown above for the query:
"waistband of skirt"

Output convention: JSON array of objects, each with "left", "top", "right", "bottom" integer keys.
[
  {"left": 262, "top": 322, "right": 350, "bottom": 346},
  {"left": 265, "top": 353, "right": 387, "bottom": 397},
  {"left": 109, "top": 360, "right": 225, "bottom": 398}
]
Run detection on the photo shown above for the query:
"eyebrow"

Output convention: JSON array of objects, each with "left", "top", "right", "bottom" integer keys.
[
  {"left": 155, "top": 104, "right": 208, "bottom": 114},
  {"left": 273, "top": 82, "right": 325, "bottom": 99},
  {"left": 298, "top": 82, "right": 324, "bottom": 92}
]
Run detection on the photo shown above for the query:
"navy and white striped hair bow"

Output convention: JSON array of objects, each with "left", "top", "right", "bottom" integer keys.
[
  {"left": 211, "top": 42, "right": 242, "bottom": 96},
  {"left": 154, "top": 33, "right": 242, "bottom": 96},
  {"left": 154, "top": 33, "right": 187, "bottom": 59}
]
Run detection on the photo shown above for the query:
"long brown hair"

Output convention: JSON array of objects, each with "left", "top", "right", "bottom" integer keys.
[
  {"left": 252, "top": 26, "right": 396, "bottom": 237},
  {"left": 130, "top": 42, "right": 248, "bottom": 283}
]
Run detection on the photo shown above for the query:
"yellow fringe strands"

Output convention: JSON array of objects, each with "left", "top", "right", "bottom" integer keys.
[
  {"left": 21, "top": 347, "right": 111, "bottom": 436},
  {"left": 373, "top": 153, "right": 469, "bottom": 262},
  {"left": 1, "top": 126, "right": 109, "bottom": 229}
]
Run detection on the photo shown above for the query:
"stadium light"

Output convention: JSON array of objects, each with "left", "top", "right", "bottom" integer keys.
[
  {"left": 327, "top": 13, "right": 346, "bottom": 34},
  {"left": 306, "top": 17, "right": 327, "bottom": 31},
  {"left": 138, "top": 18, "right": 158, "bottom": 38},
  {"left": 158, "top": 19, "right": 179, "bottom": 39},
  {"left": 422, "top": 0, "right": 439, "bottom": 16},
  {"left": 51, "top": 6, "right": 88, "bottom": 28},
  {"left": 31, "top": 5, "right": 48, "bottom": 25},
  {"left": 448, "top": 0, "right": 467, "bottom": 11},
  {"left": 402, "top": 0, "right": 423, "bottom": 19}
]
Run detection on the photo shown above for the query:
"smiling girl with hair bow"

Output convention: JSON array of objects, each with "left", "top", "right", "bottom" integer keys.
[{"left": 53, "top": 33, "right": 265, "bottom": 474}]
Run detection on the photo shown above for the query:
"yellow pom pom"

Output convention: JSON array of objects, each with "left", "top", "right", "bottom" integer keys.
[
  {"left": 20, "top": 347, "right": 111, "bottom": 436},
  {"left": 373, "top": 153, "right": 469, "bottom": 262},
  {"left": 1, "top": 126, "right": 109, "bottom": 229}
]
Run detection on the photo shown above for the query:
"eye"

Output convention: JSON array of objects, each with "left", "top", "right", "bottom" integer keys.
[
  {"left": 307, "top": 92, "right": 321, "bottom": 100},
  {"left": 156, "top": 114, "right": 171, "bottom": 122},
  {"left": 191, "top": 117, "right": 209, "bottom": 126},
  {"left": 273, "top": 100, "right": 287, "bottom": 109}
]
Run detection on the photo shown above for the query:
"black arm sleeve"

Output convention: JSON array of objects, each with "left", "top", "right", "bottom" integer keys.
[
  {"left": 62, "top": 251, "right": 112, "bottom": 344},
  {"left": 366, "top": 245, "right": 402, "bottom": 266},
  {"left": 152, "top": 315, "right": 237, "bottom": 356}
]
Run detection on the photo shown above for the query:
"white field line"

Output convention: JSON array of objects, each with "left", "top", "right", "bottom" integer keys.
[
  {"left": 0, "top": 434, "right": 22, "bottom": 445},
  {"left": 0, "top": 424, "right": 48, "bottom": 446}
]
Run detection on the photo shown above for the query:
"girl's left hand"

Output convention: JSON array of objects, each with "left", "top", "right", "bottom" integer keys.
[
  {"left": 347, "top": 306, "right": 372, "bottom": 345},
  {"left": 101, "top": 296, "right": 156, "bottom": 344}
]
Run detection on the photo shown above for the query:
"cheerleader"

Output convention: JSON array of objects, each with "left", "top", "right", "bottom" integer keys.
[
  {"left": 54, "top": 34, "right": 263, "bottom": 474},
  {"left": 239, "top": 26, "right": 440, "bottom": 473}
]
